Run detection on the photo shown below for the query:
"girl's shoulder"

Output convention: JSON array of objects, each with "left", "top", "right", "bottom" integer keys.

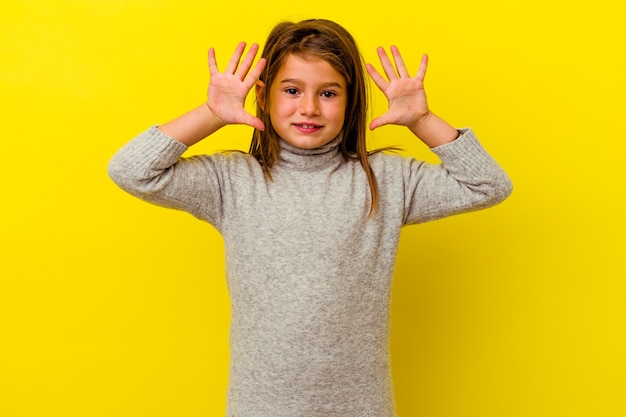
[
  {"left": 368, "top": 149, "right": 415, "bottom": 169},
  {"left": 190, "top": 149, "right": 264, "bottom": 174},
  {"left": 367, "top": 150, "right": 432, "bottom": 186}
]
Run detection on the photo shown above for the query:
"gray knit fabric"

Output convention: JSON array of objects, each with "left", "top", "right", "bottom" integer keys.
[{"left": 108, "top": 126, "right": 512, "bottom": 417}]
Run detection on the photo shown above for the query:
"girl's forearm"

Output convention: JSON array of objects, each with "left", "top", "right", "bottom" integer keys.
[
  {"left": 157, "top": 103, "right": 223, "bottom": 146},
  {"left": 408, "top": 111, "right": 460, "bottom": 148}
]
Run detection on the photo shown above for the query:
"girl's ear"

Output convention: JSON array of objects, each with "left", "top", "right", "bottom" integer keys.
[{"left": 256, "top": 80, "right": 266, "bottom": 109}]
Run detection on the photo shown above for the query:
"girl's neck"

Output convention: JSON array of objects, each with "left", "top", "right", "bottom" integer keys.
[{"left": 276, "top": 134, "right": 344, "bottom": 171}]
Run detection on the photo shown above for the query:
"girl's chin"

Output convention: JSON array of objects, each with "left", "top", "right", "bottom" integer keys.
[{"left": 283, "top": 137, "right": 334, "bottom": 149}]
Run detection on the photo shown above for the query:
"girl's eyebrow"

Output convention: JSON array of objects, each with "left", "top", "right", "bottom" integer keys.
[{"left": 279, "top": 78, "right": 344, "bottom": 89}]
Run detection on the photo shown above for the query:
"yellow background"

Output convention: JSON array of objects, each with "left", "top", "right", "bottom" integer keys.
[{"left": 1, "top": 0, "right": 624, "bottom": 416}]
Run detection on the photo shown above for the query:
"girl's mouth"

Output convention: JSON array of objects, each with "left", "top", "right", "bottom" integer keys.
[{"left": 294, "top": 123, "right": 323, "bottom": 132}]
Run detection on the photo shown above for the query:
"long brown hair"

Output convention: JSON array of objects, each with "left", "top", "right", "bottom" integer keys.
[{"left": 250, "top": 19, "right": 381, "bottom": 216}]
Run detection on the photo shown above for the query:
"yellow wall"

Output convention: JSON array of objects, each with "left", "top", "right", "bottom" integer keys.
[{"left": 1, "top": 1, "right": 624, "bottom": 416}]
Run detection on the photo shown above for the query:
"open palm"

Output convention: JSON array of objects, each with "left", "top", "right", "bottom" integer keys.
[
  {"left": 206, "top": 42, "right": 266, "bottom": 131},
  {"left": 366, "top": 46, "right": 430, "bottom": 131}
]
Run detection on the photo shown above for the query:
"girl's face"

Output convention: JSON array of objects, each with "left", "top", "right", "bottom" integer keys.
[{"left": 267, "top": 54, "right": 347, "bottom": 149}]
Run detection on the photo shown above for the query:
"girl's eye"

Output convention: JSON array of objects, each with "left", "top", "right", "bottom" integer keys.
[
  {"left": 285, "top": 88, "right": 298, "bottom": 95},
  {"left": 321, "top": 91, "right": 336, "bottom": 98}
]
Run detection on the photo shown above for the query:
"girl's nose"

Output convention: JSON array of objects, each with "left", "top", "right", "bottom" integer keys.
[{"left": 298, "top": 95, "right": 320, "bottom": 116}]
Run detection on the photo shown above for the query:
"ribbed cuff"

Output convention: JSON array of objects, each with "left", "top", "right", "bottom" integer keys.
[{"left": 430, "top": 128, "right": 502, "bottom": 177}]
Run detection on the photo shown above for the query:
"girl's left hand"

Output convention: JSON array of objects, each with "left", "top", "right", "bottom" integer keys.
[{"left": 366, "top": 46, "right": 430, "bottom": 131}]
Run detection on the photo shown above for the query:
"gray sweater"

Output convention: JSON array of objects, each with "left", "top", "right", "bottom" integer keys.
[{"left": 108, "top": 126, "right": 512, "bottom": 417}]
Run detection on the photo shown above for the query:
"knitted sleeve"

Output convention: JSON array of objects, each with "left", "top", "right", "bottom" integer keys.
[
  {"left": 107, "top": 126, "right": 227, "bottom": 229},
  {"left": 401, "top": 128, "right": 513, "bottom": 225}
]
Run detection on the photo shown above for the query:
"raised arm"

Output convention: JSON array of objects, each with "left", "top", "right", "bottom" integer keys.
[
  {"left": 366, "top": 46, "right": 458, "bottom": 148},
  {"left": 158, "top": 42, "right": 266, "bottom": 146},
  {"left": 367, "top": 46, "right": 512, "bottom": 221}
]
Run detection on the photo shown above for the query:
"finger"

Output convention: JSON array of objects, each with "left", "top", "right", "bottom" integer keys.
[
  {"left": 365, "top": 63, "right": 389, "bottom": 92},
  {"left": 224, "top": 41, "right": 247, "bottom": 74},
  {"left": 250, "top": 117, "right": 265, "bottom": 131},
  {"left": 234, "top": 43, "right": 260, "bottom": 80},
  {"left": 208, "top": 48, "right": 219, "bottom": 75},
  {"left": 390, "top": 45, "right": 410, "bottom": 78},
  {"left": 415, "top": 53, "right": 429, "bottom": 82},
  {"left": 369, "top": 114, "right": 391, "bottom": 131},
  {"left": 376, "top": 47, "right": 399, "bottom": 80},
  {"left": 238, "top": 111, "right": 265, "bottom": 131},
  {"left": 242, "top": 57, "right": 266, "bottom": 90}
]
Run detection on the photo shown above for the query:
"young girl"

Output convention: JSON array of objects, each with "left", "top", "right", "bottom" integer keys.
[{"left": 109, "top": 19, "right": 512, "bottom": 417}]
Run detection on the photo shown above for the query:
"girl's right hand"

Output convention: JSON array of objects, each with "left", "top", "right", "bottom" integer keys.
[{"left": 206, "top": 42, "right": 266, "bottom": 131}]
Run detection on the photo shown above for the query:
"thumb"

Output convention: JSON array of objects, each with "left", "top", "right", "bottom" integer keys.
[
  {"left": 249, "top": 117, "right": 266, "bottom": 131},
  {"left": 369, "top": 114, "right": 390, "bottom": 131},
  {"left": 239, "top": 111, "right": 265, "bottom": 131}
]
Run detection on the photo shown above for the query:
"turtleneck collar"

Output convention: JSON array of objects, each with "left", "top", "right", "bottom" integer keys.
[{"left": 276, "top": 133, "right": 344, "bottom": 171}]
